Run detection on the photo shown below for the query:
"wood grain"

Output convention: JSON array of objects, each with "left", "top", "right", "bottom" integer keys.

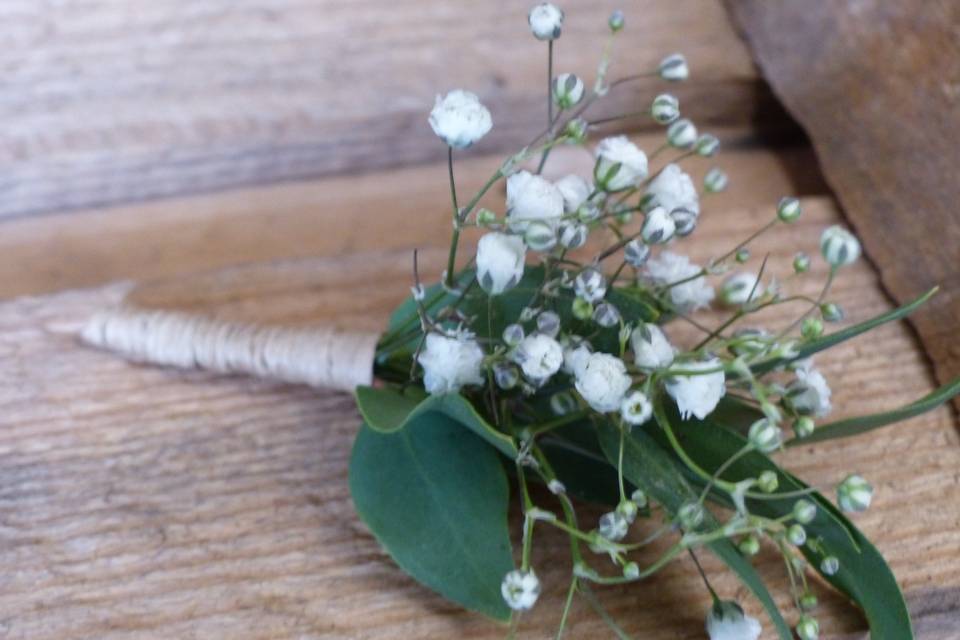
[
  {"left": 725, "top": 0, "right": 960, "bottom": 410},
  {"left": 2, "top": 194, "right": 958, "bottom": 637},
  {"left": 0, "top": 0, "right": 783, "bottom": 219},
  {"left": 0, "top": 128, "right": 825, "bottom": 301}
]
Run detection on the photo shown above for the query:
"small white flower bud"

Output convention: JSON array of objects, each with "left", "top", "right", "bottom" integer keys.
[
  {"left": 622, "top": 561, "right": 639, "bottom": 579},
  {"left": 494, "top": 362, "right": 520, "bottom": 389},
  {"left": 748, "top": 418, "right": 783, "bottom": 453},
  {"left": 793, "top": 251, "right": 811, "bottom": 273},
  {"left": 608, "top": 9, "right": 625, "bottom": 32},
  {"left": 428, "top": 90, "right": 493, "bottom": 149},
  {"left": 820, "top": 302, "right": 845, "bottom": 322},
  {"left": 575, "top": 268, "right": 607, "bottom": 303},
  {"left": 553, "top": 73, "right": 584, "bottom": 109},
  {"left": 793, "top": 499, "right": 817, "bottom": 524},
  {"left": 503, "top": 323, "right": 525, "bottom": 347},
  {"left": 410, "top": 284, "right": 426, "bottom": 301},
  {"left": 787, "top": 524, "right": 807, "bottom": 546},
  {"left": 641, "top": 206, "right": 676, "bottom": 244},
  {"left": 477, "top": 232, "right": 526, "bottom": 295},
  {"left": 558, "top": 221, "right": 588, "bottom": 249},
  {"left": 671, "top": 208, "right": 698, "bottom": 237},
  {"left": 706, "top": 601, "right": 762, "bottom": 640},
  {"left": 651, "top": 93, "right": 680, "bottom": 124},
  {"left": 501, "top": 569, "right": 541, "bottom": 611},
  {"left": 528, "top": 2, "right": 564, "bottom": 40},
  {"left": 820, "top": 225, "right": 861, "bottom": 267},
  {"left": 739, "top": 535, "right": 760, "bottom": 556},
  {"left": 524, "top": 220, "right": 558, "bottom": 251},
  {"left": 548, "top": 478, "right": 566, "bottom": 495},
  {"left": 598, "top": 511, "right": 629, "bottom": 541},
  {"left": 577, "top": 201, "right": 601, "bottom": 223},
  {"left": 820, "top": 556, "right": 839, "bottom": 576},
  {"left": 631, "top": 323, "right": 675, "bottom": 370},
  {"left": 620, "top": 390, "right": 652, "bottom": 426},
  {"left": 757, "top": 470, "right": 779, "bottom": 493},
  {"left": 720, "top": 272, "right": 763, "bottom": 307},
  {"left": 794, "top": 416, "right": 815, "bottom": 438},
  {"left": 704, "top": 167, "right": 728, "bottom": 193},
  {"left": 513, "top": 334, "right": 564, "bottom": 383},
  {"left": 795, "top": 615, "right": 820, "bottom": 640},
  {"left": 550, "top": 390, "right": 579, "bottom": 415},
  {"left": 536, "top": 311, "right": 561, "bottom": 337},
  {"left": 695, "top": 133, "right": 720, "bottom": 157},
  {"left": 624, "top": 239, "right": 651, "bottom": 267},
  {"left": 631, "top": 488, "right": 648, "bottom": 508},
  {"left": 658, "top": 53, "right": 689, "bottom": 81},
  {"left": 616, "top": 499, "right": 639, "bottom": 523},
  {"left": 777, "top": 196, "right": 801, "bottom": 222},
  {"left": 837, "top": 474, "right": 873, "bottom": 513},
  {"left": 561, "top": 336, "right": 591, "bottom": 376},
  {"left": 594, "top": 136, "right": 649, "bottom": 192},
  {"left": 593, "top": 302, "right": 621, "bottom": 328},
  {"left": 677, "top": 502, "right": 705, "bottom": 530},
  {"left": 666, "top": 118, "right": 697, "bottom": 149}
]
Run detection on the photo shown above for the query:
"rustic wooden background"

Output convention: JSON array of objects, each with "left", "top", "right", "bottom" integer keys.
[{"left": 1, "top": 0, "right": 959, "bottom": 638}]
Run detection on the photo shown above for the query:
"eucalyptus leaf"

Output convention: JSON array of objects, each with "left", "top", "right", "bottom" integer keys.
[
  {"left": 653, "top": 410, "right": 913, "bottom": 639},
  {"left": 350, "top": 414, "right": 515, "bottom": 621},
  {"left": 595, "top": 421, "right": 794, "bottom": 640},
  {"left": 788, "top": 376, "right": 960, "bottom": 445},
  {"left": 354, "top": 385, "right": 427, "bottom": 432}
]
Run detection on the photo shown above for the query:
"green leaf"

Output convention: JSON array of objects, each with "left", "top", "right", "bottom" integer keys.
[
  {"left": 354, "top": 385, "right": 427, "bottom": 432},
  {"left": 656, "top": 412, "right": 914, "bottom": 639},
  {"left": 595, "top": 421, "right": 794, "bottom": 640},
  {"left": 788, "top": 376, "right": 960, "bottom": 445},
  {"left": 539, "top": 420, "right": 627, "bottom": 506},
  {"left": 350, "top": 414, "right": 515, "bottom": 621},
  {"left": 752, "top": 286, "right": 938, "bottom": 374}
]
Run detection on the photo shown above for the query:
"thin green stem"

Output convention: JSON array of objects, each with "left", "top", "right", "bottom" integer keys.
[
  {"left": 555, "top": 576, "right": 578, "bottom": 640},
  {"left": 444, "top": 146, "right": 461, "bottom": 288},
  {"left": 654, "top": 396, "right": 737, "bottom": 493}
]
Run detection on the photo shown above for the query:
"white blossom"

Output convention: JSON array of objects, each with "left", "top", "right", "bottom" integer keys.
[
  {"left": 820, "top": 225, "right": 861, "bottom": 267},
  {"left": 748, "top": 418, "right": 783, "bottom": 453},
  {"left": 621, "top": 390, "right": 652, "bottom": 425},
  {"left": 788, "top": 359, "right": 832, "bottom": 417},
  {"left": 645, "top": 163, "right": 699, "bottom": 216},
  {"left": 645, "top": 251, "right": 714, "bottom": 311},
  {"left": 575, "top": 353, "right": 632, "bottom": 413},
  {"left": 631, "top": 323, "right": 675, "bottom": 370},
  {"left": 641, "top": 206, "right": 676, "bottom": 244},
  {"left": 598, "top": 511, "right": 629, "bottom": 541},
  {"left": 428, "top": 90, "right": 492, "bottom": 149},
  {"left": 476, "top": 232, "right": 525, "bottom": 295},
  {"left": 513, "top": 333, "right": 564, "bottom": 383},
  {"left": 575, "top": 268, "right": 607, "bottom": 303},
  {"left": 562, "top": 338, "right": 591, "bottom": 376},
  {"left": 555, "top": 174, "right": 591, "bottom": 213},
  {"left": 594, "top": 136, "right": 649, "bottom": 192},
  {"left": 666, "top": 358, "right": 726, "bottom": 420},
  {"left": 506, "top": 170, "right": 564, "bottom": 232},
  {"left": 706, "top": 602, "right": 762, "bottom": 640},
  {"left": 659, "top": 53, "right": 689, "bottom": 81},
  {"left": 501, "top": 569, "right": 541, "bottom": 610},
  {"left": 528, "top": 3, "right": 563, "bottom": 40},
  {"left": 418, "top": 332, "right": 485, "bottom": 395},
  {"left": 553, "top": 73, "right": 584, "bottom": 108},
  {"left": 720, "top": 271, "right": 763, "bottom": 307}
]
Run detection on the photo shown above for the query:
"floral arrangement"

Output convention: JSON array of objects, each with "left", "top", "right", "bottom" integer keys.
[{"left": 349, "top": 5, "right": 960, "bottom": 639}]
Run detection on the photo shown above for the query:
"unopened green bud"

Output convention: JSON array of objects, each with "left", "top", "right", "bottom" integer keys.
[
  {"left": 622, "top": 561, "right": 639, "bottom": 579},
  {"left": 564, "top": 117, "right": 589, "bottom": 143},
  {"left": 695, "top": 133, "right": 720, "bottom": 157},
  {"left": 735, "top": 248, "right": 750, "bottom": 263},
  {"left": 704, "top": 167, "right": 728, "bottom": 193},
  {"left": 616, "top": 499, "right": 639, "bottom": 524},
  {"left": 820, "top": 225, "right": 861, "bottom": 267},
  {"left": 608, "top": 10, "right": 625, "bottom": 32},
  {"left": 796, "top": 614, "right": 820, "bottom": 640},
  {"left": 572, "top": 297, "right": 593, "bottom": 321},
  {"left": 677, "top": 502, "right": 705, "bottom": 530},
  {"left": 777, "top": 196, "right": 801, "bottom": 223},
  {"left": 799, "top": 592, "right": 818, "bottom": 611},
  {"left": 757, "top": 470, "right": 779, "bottom": 493},
  {"left": 801, "top": 317, "right": 823, "bottom": 340},
  {"left": 738, "top": 535, "right": 760, "bottom": 556},
  {"left": 476, "top": 207, "right": 497, "bottom": 226},
  {"left": 550, "top": 391, "right": 578, "bottom": 416},
  {"left": 524, "top": 220, "right": 557, "bottom": 251},
  {"left": 820, "top": 555, "right": 840, "bottom": 576},
  {"left": 793, "top": 499, "right": 817, "bottom": 524},
  {"left": 794, "top": 416, "right": 815, "bottom": 438},
  {"left": 820, "top": 302, "right": 845, "bottom": 322},
  {"left": 630, "top": 488, "right": 648, "bottom": 508},
  {"left": 837, "top": 474, "right": 873, "bottom": 513},
  {"left": 787, "top": 524, "right": 807, "bottom": 546},
  {"left": 793, "top": 252, "right": 810, "bottom": 273}
]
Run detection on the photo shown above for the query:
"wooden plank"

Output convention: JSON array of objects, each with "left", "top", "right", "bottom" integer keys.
[
  {"left": 0, "top": 128, "right": 825, "bottom": 300},
  {"left": 725, "top": 0, "right": 960, "bottom": 410},
  {"left": 0, "top": 0, "right": 778, "bottom": 218},
  {"left": 1, "top": 195, "right": 958, "bottom": 637}
]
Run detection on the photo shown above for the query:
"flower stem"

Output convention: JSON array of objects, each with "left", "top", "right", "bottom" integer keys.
[{"left": 444, "top": 146, "right": 461, "bottom": 289}]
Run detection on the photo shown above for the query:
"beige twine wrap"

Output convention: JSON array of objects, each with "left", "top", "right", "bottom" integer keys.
[{"left": 81, "top": 307, "right": 380, "bottom": 392}]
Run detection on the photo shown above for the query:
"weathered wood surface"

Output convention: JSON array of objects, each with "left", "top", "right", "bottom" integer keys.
[
  {"left": 0, "top": 0, "right": 780, "bottom": 219},
  {"left": 725, "top": 0, "right": 960, "bottom": 410},
  {"left": 0, "top": 128, "right": 825, "bottom": 300},
  {"left": 2, "top": 181, "right": 959, "bottom": 637}
]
